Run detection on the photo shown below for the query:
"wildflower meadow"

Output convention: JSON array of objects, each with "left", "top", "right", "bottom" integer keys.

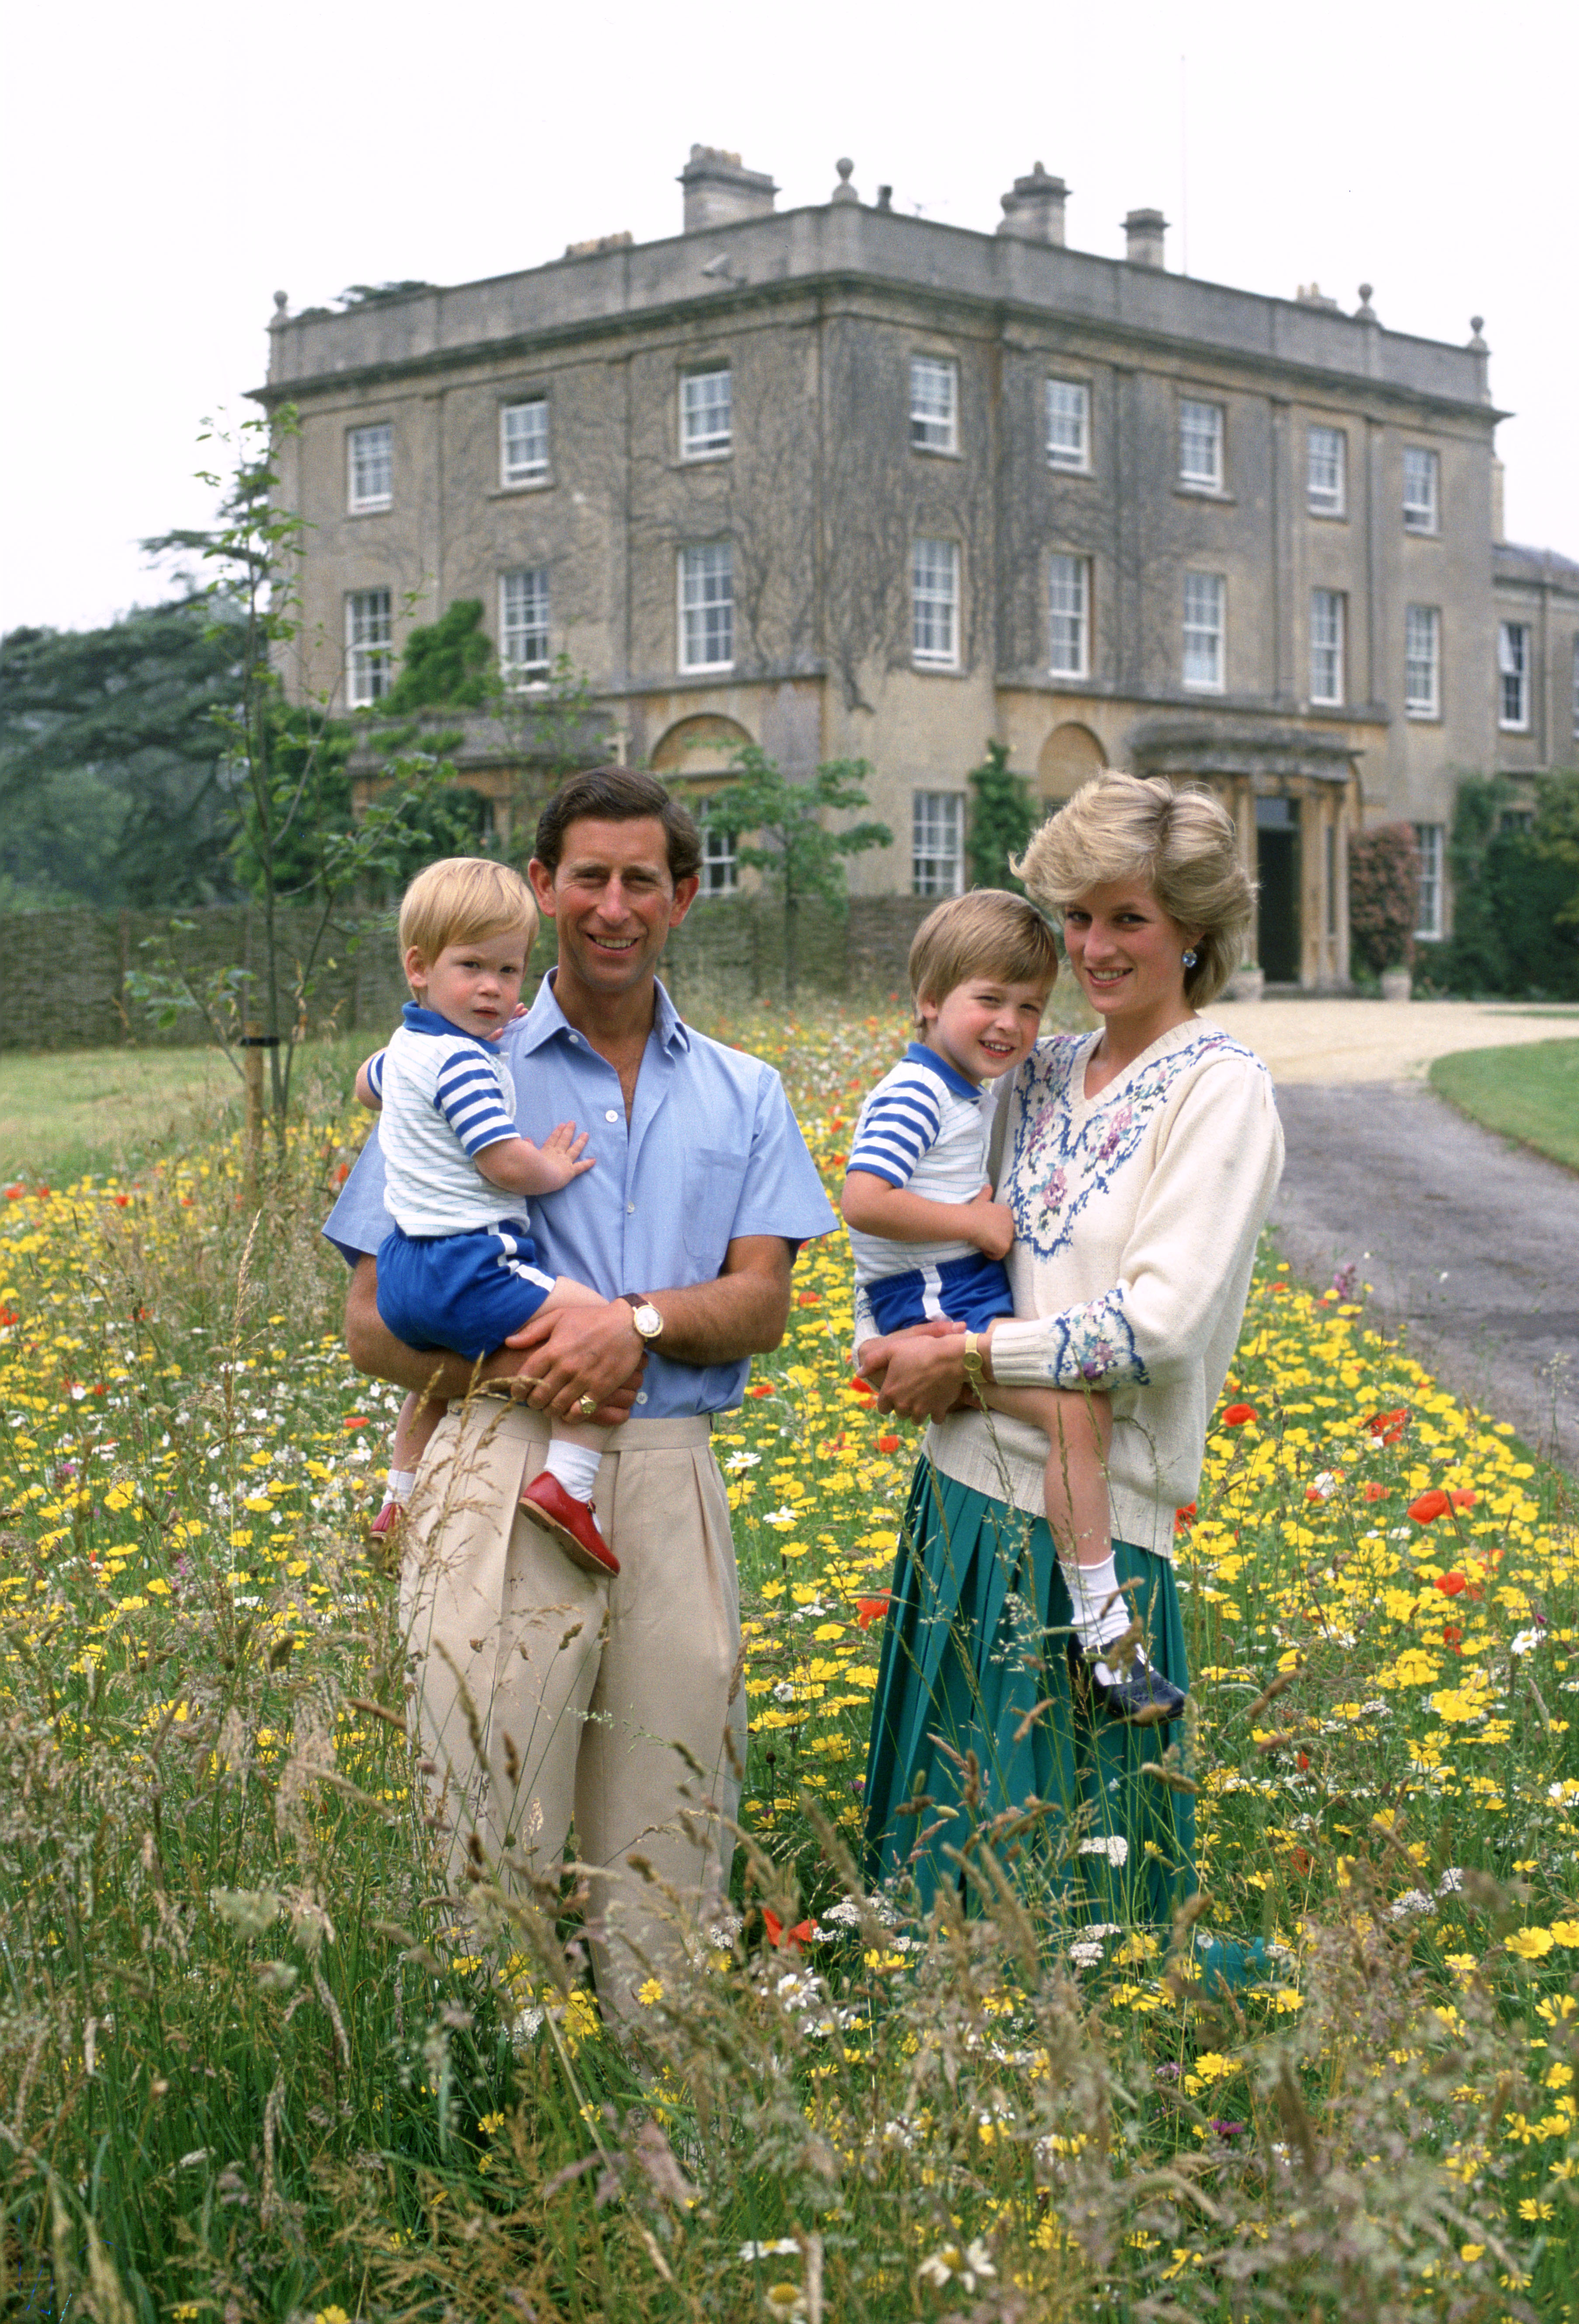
[{"left": 1, "top": 1005, "right": 1576, "bottom": 2323}]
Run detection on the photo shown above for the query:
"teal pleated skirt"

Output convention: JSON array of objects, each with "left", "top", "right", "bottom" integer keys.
[{"left": 863, "top": 1460, "right": 1196, "bottom": 1927}]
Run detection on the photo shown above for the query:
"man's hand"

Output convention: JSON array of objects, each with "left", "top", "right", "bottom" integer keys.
[
  {"left": 960, "top": 1185, "right": 1016, "bottom": 1262},
  {"left": 859, "top": 1316, "right": 976, "bottom": 1424},
  {"left": 505, "top": 1300, "right": 645, "bottom": 1421}
]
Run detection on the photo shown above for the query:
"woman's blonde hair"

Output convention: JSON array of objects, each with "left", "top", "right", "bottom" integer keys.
[
  {"left": 398, "top": 856, "right": 537, "bottom": 965},
  {"left": 1012, "top": 772, "right": 1253, "bottom": 1007}
]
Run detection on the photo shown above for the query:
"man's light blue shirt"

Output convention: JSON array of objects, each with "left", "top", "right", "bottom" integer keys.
[{"left": 323, "top": 972, "right": 837, "bottom": 1416}]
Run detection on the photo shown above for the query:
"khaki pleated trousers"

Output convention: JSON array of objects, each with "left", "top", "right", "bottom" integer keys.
[{"left": 398, "top": 1393, "right": 745, "bottom": 2017}]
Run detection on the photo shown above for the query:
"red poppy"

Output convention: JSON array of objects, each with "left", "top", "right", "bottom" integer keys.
[
  {"left": 1174, "top": 1502, "right": 1197, "bottom": 1533},
  {"left": 762, "top": 1907, "right": 814, "bottom": 1949},
  {"left": 856, "top": 1593, "right": 891, "bottom": 1629},
  {"left": 1222, "top": 1403, "right": 1257, "bottom": 1427},
  {"left": 1450, "top": 1489, "right": 1477, "bottom": 1511},
  {"left": 1363, "top": 1482, "right": 1391, "bottom": 1503},
  {"left": 3, "top": 1185, "right": 24, "bottom": 1201},
  {"left": 1434, "top": 1571, "right": 1467, "bottom": 1597},
  {"left": 796, "top": 1292, "right": 821, "bottom": 1308},
  {"left": 113, "top": 1194, "right": 130, "bottom": 1208},
  {"left": 0, "top": 1306, "right": 16, "bottom": 1329},
  {"left": 342, "top": 1415, "right": 371, "bottom": 1432},
  {"left": 1409, "top": 1489, "right": 1451, "bottom": 1524},
  {"left": 1442, "top": 1623, "right": 1463, "bottom": 1652},
  {"left": 849, "top": 1376, "right": 876, "bottom": 1398},
  {"left": 876, "top": 1434, "right": 901, "bottom": 1454},
  {"left": 747, "top": 1383, "right": 775, "bottom": 1398},
  {"left": 1296, "top": 1751, "right": 1310, "bottom": 1771},
  {"left": 1366, "top": 1408, "right": 1411, "bottom": 1446}
]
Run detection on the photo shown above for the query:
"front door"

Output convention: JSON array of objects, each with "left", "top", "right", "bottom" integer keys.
[{"left": 1256, "top": 797, "right": 1301, "bottom": 984}]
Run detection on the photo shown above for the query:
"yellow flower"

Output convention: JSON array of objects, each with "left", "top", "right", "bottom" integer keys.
[{"left": 1506, "top": 1927, "right": 1556, "bottom": 1961}]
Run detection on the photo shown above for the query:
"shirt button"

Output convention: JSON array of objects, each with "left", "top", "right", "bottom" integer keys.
[
  {"left": 636, "top": 1392, "right": 648, "bottom": 1406},
  {"left": 604, "top": 1109, "right": 619, "bottom": 1122},
  {"left": 626, "top": 1202, "right": 635, "bottom": 1214}
]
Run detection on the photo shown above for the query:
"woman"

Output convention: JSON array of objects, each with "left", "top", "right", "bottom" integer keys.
[{"left": 858, "top": 772, "right": 1283, "bottom": 1931}]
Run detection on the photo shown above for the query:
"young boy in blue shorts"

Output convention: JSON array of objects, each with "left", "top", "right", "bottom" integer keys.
[
  {"left": 843, "top": 890, "right": 1118, "bottom": 1639},
  {"left": 355, "top": 856, "right": 620, "bottom": 1577}
]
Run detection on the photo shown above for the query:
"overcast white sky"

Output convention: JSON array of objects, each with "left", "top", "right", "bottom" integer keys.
[{"left": 3, "top": 0, "right": 1575, "bottom": 636}]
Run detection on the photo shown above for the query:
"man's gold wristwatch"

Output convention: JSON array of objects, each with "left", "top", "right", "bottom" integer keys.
[{"left": 622, "top": 1293, "right": 664, "bottom": 1346}]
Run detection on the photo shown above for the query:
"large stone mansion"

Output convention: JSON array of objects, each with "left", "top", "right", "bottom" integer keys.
[{"left": 258, "top": 147, "right": 1579, "bottom": 987}]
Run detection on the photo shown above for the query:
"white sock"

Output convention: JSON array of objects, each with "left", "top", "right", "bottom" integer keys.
[
  {"left": 385, "top": 1468, "right": 417, "bottom": 1502},
  {"left": 1064, "top": 1554, "right": 1143, "bottom": 1681},
  {"left": 539, "top": 1440, "right": 601, "bottom": 1503}
]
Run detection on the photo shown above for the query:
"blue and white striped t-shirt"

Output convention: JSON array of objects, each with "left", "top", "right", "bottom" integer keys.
[
  {"left": 368, "top": 1002, "right": 523, "bottom": 1237},
  {"left": 844, "top": 1040, "right": 995, "bottom": 1288}
]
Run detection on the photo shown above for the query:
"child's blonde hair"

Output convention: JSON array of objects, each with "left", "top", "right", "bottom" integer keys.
[
  {"left": 398, "top": 856, "right": 537, "bottom": 967},
  {"left": 908, "top": 890, "right": 1060, "bottom": 1029}
]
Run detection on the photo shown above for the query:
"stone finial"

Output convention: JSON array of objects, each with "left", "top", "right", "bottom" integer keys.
[
  {"left": 1123, "top": 208, "right": 1167, "bottom": 267},
  {"left": 271, "top": 290, "right": 288, "bottom": 320},
  {"left": 1469, "top": 315, "right": 1488, "bottom": 351},
  {"left": 1356, "top": 282, "right": 1377, "bottom": 320},
  {"left": 998, "top": 162, "right": 1068, "bottom": 245},
  {"left": 831, "top": 157, "right": 858, "bottom": 206}
]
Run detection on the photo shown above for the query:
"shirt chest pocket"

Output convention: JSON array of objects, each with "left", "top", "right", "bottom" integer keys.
[{"left": 682, "top": 1144, "right": 750, "bottom": 1262}]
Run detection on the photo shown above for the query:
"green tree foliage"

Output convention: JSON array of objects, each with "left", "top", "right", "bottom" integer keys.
[
  {"left": 700, "top": 746, "right": 891, "bottom": 995},
  {"left": 0, "top": 598, "right": 243, "bottom": 910},
  {"left": 380, "top": 598, "right": 496, "bottom": 714},
  {"left": 1417, "top": 771, "right": 1579, "bottom": 999},
  {"left": 965, "top": 740, "right": 1036, "bottom": 893},
  {"left": 1348, "top": 822, "right": 1420, "bottom": 977}
]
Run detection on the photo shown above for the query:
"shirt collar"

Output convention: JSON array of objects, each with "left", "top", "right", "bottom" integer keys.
[
  {"left": 905, "top": 1038, "right": 983, "bottom": 1101},
  {"left": 510, "top": 968, "right": 691, "bottom": 1059},
  {"left": 402, "top": 1000, "right": 495, "bottom": 1050}
]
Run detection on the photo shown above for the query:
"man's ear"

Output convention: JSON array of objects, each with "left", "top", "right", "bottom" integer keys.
[
  {"left": 527, "top": 857, "right": 557, "bottom": 916},
  {"left": 667, "top": 873, "right": 701, "bottom": 929}
]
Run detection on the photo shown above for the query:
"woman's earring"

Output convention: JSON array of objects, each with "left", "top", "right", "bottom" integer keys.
[{"left": 1182, "top": 948, "right": 1198, "bottom": 969}]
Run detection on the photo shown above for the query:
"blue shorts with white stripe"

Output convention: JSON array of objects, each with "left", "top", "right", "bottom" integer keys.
[
  {"left": 864, "top": 1250, "right": 1016, "bottom": 1336},
  {"left": 376, "top": 1219, "right": 557, "bottom": 1360}
]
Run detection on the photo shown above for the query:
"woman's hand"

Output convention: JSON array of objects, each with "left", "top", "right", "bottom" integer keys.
[{"left": 859, "top": 1318, "right": 976, "bottom": 1424}]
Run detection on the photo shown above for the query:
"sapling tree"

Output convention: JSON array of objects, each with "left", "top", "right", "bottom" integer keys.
[
  {"left": 699, "top": 745, "right": 891, "bottom": 995},
  {"left": 965, "top": 740, "right": 1036, "bottom": 893}
]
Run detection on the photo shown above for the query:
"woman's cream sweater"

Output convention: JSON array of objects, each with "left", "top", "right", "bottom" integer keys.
[{"left": 926, "top": 1019, "right": 1284, "bottom": 1559}]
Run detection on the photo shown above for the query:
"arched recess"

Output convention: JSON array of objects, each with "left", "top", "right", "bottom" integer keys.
[
  {"left": 1036, "top": 720, "right": 1106, "bottom": 804},
  {"left": 650, "top": 714, "right": 755, "bottom": 897}
]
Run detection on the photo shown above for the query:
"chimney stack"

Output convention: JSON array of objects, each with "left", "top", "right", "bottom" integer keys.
[
  {"left": 678, "top": 146, "right": 778, "bottom": 233},
  {"left": 1123, "top": 208, "right": 1168, "bottom": 268},
  {"left": 998, "top": 163, "right": 1068, "bottom": 246}
]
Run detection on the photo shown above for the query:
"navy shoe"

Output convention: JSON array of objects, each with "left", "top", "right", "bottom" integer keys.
[{"left": 1069, "top": 1640, "right": 1187, "bottom": 1726}]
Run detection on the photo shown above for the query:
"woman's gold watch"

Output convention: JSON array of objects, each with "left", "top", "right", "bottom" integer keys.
[{"left": 960, "top": 1330, "right": 988, "bottom": 1393}]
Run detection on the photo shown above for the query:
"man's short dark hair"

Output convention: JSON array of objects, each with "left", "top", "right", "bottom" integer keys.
[{"left": 533, "top": 768, "right": 702, "bottom": 887}]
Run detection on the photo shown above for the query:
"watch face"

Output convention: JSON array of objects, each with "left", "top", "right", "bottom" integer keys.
[{"left": 632, "top": 1301, "right": 662, "bottom": 1339}]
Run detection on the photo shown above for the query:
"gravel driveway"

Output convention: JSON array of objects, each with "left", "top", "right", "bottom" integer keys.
[{"left": 1201, "top": 1001, "right": 1579, "bottom": 1472}]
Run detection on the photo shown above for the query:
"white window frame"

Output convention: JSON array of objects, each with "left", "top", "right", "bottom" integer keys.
[
  {"left": 1182, "top": 570, "right": 1225, "bottom": 691},
  {"left": 500, "top": 567, "right": 550, "bottom": 684},
  {"left": 1403, "top": 446, "right": 1440, "bottom": 535},
  {"left": 1048, "top": 553, "right": 1090, "bottom": 678},
  {"left": 909, "top": 356, "right": 958, "bottom": 455},
  {"left": 1413, "top": 823, "right": 1445, "bottom": 941},
  {"left": 1310, "top": 588, "right": 1346, "bottom": 705},
  {"left": 1045, "top": 378, "right": 1091, "bottom": 472},
  {"left": 911, "top": 538, "right": 960, "bottom": 667},
  {"left": 348, "top": 424, "right": 392, "bottom": 513},
  {"left": 681, "top": 366, "right": 732, "bottom": 461},
  {"left": 1498, "top": 620, "right": 1531, "bottom": 731},
  {"left": 1307, "top": 424, "right": 1346, "bottom": 517},
  {"left": 699, "top": 819, "right": 739, "bottom": 898},
  {"left": 1179, "top": 398, "right": 1224, "bottom": 490},
  {"left": 500, "top": 398, "right": 549, "bottom": 488},
  {"left": 911, "top": 791, "right": 965, "bottom": 897},
  {"left": 345, "top": 589, "right": 393, "bottom": 707},
  {"left": 1405, "top": 604, "right": 1441, "bottom": 719},
  {"left": 678, "top": 543, "right": 734, "bottom": 672}
]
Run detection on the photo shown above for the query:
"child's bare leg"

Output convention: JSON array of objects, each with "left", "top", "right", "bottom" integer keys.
[
  {"left": 980, "top": 1383, "right": 1111, "bottom": 1566},
  {"left": 376, "top": 1389, "right": 448, "bottom": 1529},
  {"left": 517, "top": 1278, "right": 622, "bottom": 1577}
]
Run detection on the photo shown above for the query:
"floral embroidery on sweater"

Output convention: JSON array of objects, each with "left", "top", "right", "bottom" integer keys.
[{"left": 1006, "top": 1026, "right": 1258, "bottom": 1266}]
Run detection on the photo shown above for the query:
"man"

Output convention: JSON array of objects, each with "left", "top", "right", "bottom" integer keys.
[{"left": 324, "top": 769, "right": 835, "bottom": 2011}]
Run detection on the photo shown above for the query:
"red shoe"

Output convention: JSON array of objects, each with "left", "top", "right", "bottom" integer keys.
[
  {"left": 520, "top": 1472, "right": 619, "bottom": 1578},
  {"left": 369, "top": 1500, "right": 404, "bottom": 1538}
]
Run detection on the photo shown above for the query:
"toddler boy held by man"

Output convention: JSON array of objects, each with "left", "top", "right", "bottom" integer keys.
[
  {"left": 355, "top": 856, "right": 622, "bottom": 1577},
  {"left": 845, "top": 891, "right": 1157, "bottom": 1714}
]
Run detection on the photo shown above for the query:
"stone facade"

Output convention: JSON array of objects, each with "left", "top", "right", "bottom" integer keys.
[{"left": 257, "top": 149, "right": 1579, "bottom": 987}]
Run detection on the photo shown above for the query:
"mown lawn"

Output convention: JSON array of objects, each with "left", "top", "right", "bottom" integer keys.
[
  {"left": 1, "top": 999, "right": 1576, "bottom": 2322},
  {"left": 1430, "top": 1037, "right": 1579, "bottom": 1174}
]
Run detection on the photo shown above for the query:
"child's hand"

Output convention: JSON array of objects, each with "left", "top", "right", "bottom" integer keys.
[
  {"left": 534, "top": 1121, "right": 595, "bottom": 1190},
  {"left": 960, "top": 1184, "right": 1016, "bottom": 1262}
]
